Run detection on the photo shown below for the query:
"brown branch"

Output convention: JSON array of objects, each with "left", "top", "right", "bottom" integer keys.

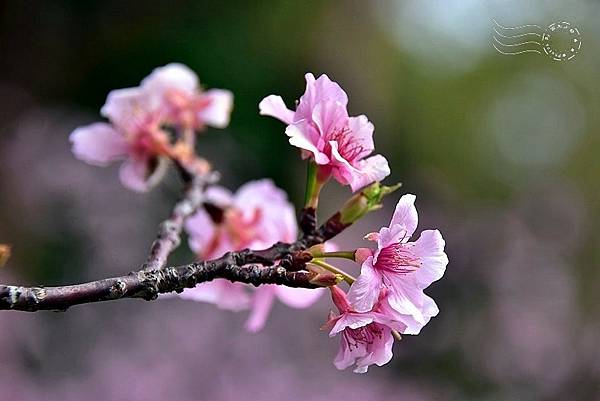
[
  {"left": 142, "top": 170, "right": 218, "bottom": 272},
  {"left": 0, "top": 210, "right": 352, "bottom": 312}
]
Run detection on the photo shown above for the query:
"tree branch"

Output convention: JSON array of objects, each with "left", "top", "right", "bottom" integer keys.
[
  {"left": 142, "top": 170, "right": 218, "bottom": 272},
  {"left": 0, "top": 210, "right": 352, "bottom": 312}
]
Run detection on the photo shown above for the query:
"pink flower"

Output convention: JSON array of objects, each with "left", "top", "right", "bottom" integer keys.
[
  {"left": 347, "top": 194, "right": 448, "bottom": 334},
  {"left": 259, "top": 73, "right": 390, "bottom": 192},
  {"left": 182, "top": 179, "right": 324, "bottom": 331},
  {"left": 324, "top": 286, "right": 403, "bottom": 373},
  {"left": 70, "top": 63, "right": 233, "bottom": 192},
  {"left": 140, "top": 63, "right": 234, "bottom": 130}
]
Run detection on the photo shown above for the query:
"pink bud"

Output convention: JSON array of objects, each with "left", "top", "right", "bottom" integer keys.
[{"left": 354, "top": 248, "right": 373, "bottom": 264}]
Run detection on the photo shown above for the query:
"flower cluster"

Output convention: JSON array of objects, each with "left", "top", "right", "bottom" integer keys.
[
  {"left": 69, "top": 65, "right": 448, "bottom": 374},
  {"left": 326, "top": 194, "right": 448, "bottom": 373},
  {"left": 70, "top": 63, "right": 233, "bottom": 191}
]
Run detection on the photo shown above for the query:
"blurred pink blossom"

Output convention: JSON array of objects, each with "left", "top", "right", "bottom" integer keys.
[
  {"left": 70, "top": 63, "right": 233, "bottom": 192},
  {"left": 181, "top": 179, "right": 324, "bottom": 331},
  {"left": 259, "top": 73, "right": 389, "bottom": 192}
]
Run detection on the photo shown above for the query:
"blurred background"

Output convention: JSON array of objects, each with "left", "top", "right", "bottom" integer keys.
[{"left": 0, "top": 1, "right": 599, "bottom": 400}]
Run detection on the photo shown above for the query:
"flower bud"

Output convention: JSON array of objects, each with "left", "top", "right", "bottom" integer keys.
[
  {"left": 354, "top": 248, "right": 373, "bottom": 264},
  {"left": 309, "top": 271, "right": 343, "bottom": 287},
  {"left": 338, "top": 182, "right": 402, "bottom": 225}
]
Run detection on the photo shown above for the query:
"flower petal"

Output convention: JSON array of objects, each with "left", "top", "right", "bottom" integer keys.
[
  {"left": 296, "top": 73, "right": 348, "bottom": 121},
  {"left": 412, "top": 229, "right": 448, "bottom": 289},
  {"left": 312, "top": 100, "right": 348, "bottom": 140},
  {"left": 101, "top": 87, "right": 149, "bottom": 132},
  {"left": 333, "top": 335, "right": 360, "bottom": 371},
  {"left": 142, "top": 63, "right": 198, "bottom": 97},
  {"left": 355, "top": 324, "right": 394, "bottom": 372},
  {"left": 258, "top": 95, "right": 295, "bottom": 124},
  {"left": 185, "top": 209, "right": 216, "bottom": 254},
  {"left": 244, "top": 286, "right": 276, "bottom": 333},
  {"left": 330, "top": 313, "right": 374, "bottom": 337},
  {"left": 329, "top": 141, "right": 389, "bottom": 192},
  {"left": 285, "top": 122, "right": 329, "bottom": 164},
  {"left": 70, "top": 123, "right": 128, "bottom": 166},
  {"left": 348, "top": 154, "right": 391, "bottom": 192},
  {"left": 347, "top": 256, "right": 383, "bottom": 313},
  {"left": 274, "top": 286, "right": 324, "bottom": 309},
  {"left": 386, "top": 274, "right": 426, "bottom": 324},
  {"left": 204, "top": 186, "right": 235, "bottom": 208},
  {"left": 347, "top": 115, "right": 375, "bottom": 159},
  {"left": 198, "top": 89, "right": 233, "bottom": 128},
  {"left": 178, "top": 281, "right": 250, "bottom": 312},
  {"left": 234, "top": 179, "right": 298, "bottom": 246},
  {"left": 379, "top": 194, "right": 418, "bottom": 248},
  {"left": 118, "top": 156, "right": 167, "bottom": 192}
]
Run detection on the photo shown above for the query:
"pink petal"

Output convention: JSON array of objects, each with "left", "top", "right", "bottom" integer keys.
[
  {"left": 329, "top": 142, "right": 389, "bottom": 192},
  {"left": 258, "top": 95, "right": 295, "bottom": 124},
  {"left": 385, "top": 272, "right": 440, "bottom": 331},
  {"left": 198, "top": 89, "right": 233, "bottom": 128},
  {"left": 386, "top": 274, "right": 426, "bottom": 324},
  {"left": 178, "top": 281, "right": 250, "bottom": 312},
  {"left": 234, "top": 179, "right": 298, "bottom": 246},
  {"left": 274, "top": 286, "right": 324, "bottom": 309},
  {"left": 69, "top": 123, "right": 128, "bottom": 166},
  {"left": 204, "top": 186, "right": 234, "bottom": 208},
  {"left": 374, "top": 294, "right": 423, "bottom": 335},
  {"left": 412, "top": 229, "right": 448, "bottom": 289},
  {"left": 244, "top": 286, "right": 276, "bottom": 333},
  {"left": 118, "top": 156, "right": 167, "bottom": 192},
  {"left": 347, "top": 256, "right": 383, "bottom": 313},
  {"left": 234, "top": 179, "right": 287, "bottom": 209},
  {"left": 100, "top": 87, "right": 149, "bottom": 132},
  {"left": 330, "top": 313, "right": 374, "bottom": 337},
  {"left": 380, "top": 194, "right": 419, "bottom": 248},
  {"left": 333, "top": 335, "right": 361, "bottom": 371},
  {"left": 348, "top": 154, "right": 391, "bottom": 192},
  {"left": 312, "top": 100, "right": 348, "bottom": 140},
  {"left": 184, "top": 209, "right": 216, "bottom": 254},
  {"left": 355, "top": 325, "right": 394, "bottom": 373},
  {"left": 296, "top": 73, "right": 348, "bottom": 121},
  {"left": 285, "top": 122, "right": 329, "bottom": 164},
  {"left": 141, "top": 63, "right": 198, "bottom": 98},
  {"left": 347, "top": 115, "right": 375, "bottom": 159}
]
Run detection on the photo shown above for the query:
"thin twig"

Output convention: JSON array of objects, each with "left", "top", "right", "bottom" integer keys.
[{"left": 142, "top": 169, "right": 218, "bottom": 272}]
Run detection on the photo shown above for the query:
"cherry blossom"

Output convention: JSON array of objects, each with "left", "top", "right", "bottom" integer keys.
[
  {"left": 347, "top": 194, "right": 448, "bottom": 334},
  {"left": 324, "top": 286, "right": 403, "bottom": 373},
  {"left": 70, "top": 63, "right": 233, "bottom": 192},
  {"left": 259, "top": 73, "right": 389, "bottom": 192},
  {"left": 182, "top": 179, "right": 324, "bottom": 331}
]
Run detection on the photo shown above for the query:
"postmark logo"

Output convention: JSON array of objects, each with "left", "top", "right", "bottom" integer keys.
[{"left": 492, "top": 19, "right": 582, "bottom": 61}]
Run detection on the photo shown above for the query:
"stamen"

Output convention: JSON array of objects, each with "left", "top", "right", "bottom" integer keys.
[
  {"left": 327, "top": 126, "right": 364, "bottom": 162},
  {"left": 375, "top": 243, "right": 421, "bottom": 274}
]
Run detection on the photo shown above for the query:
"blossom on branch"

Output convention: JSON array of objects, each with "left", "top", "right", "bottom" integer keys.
[
  {"left": 347, "top": 194, "right": 448, "bottom": 334},
  {"left": 182, "top": 179, "right": 324, "bottom": 331},
  {"left": 259, "top": 73, "right": 390, "bottom": 192},
  {"left": 324, "top": 286, "right": 406, "bottom": 373},
  {"left": 70, "top": 63, "right": 233, "bottom": 191}
]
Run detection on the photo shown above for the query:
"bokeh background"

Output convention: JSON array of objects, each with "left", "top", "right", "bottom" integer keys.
[{"left": 0, "top": 1, "right": 599, "bottom": 400}]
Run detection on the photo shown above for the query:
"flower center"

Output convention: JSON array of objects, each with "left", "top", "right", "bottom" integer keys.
[
  {"left": 375, "top": 243, "right": 421, "bottom": 274},
  {"left": 327, "top": 125, "right": 364, "bottom": 162},
  {"left": 344, "top": 323, "right": 383, "bottom": 350},
  {"left": 223, "top": 207, "right": 263, "bottom": 249}
]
